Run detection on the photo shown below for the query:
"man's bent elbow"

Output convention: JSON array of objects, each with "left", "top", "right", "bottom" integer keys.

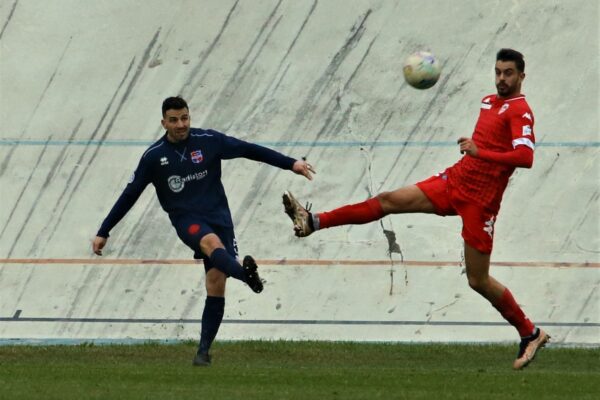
[{"left": 517, "top": 148, "right": 534, "bottom": 169}]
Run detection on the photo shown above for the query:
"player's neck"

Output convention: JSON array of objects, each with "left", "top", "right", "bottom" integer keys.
[{"left": 497, "top": 91, "right": 522, "bottom": 100}]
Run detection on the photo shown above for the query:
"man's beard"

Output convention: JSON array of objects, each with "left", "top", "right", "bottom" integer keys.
[{"left": 496, "top": 83, "right": 512, "bottom": 96}]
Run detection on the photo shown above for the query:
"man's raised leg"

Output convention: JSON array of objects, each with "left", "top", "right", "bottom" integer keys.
[
  {"left": 282, "top": 185, "right": 436, "bottom": 237},
  {"left": 201, "top": 234, "right": 264, "bottom": 293}
]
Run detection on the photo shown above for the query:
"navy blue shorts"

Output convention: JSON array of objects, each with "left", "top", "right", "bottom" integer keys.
[{"left": 172, "top": 215, "right": 239, "bottom": 273}]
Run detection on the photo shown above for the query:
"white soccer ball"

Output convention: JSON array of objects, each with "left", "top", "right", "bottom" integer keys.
[{"left": 402, "top": 51, "right": 442, "bottom": 89}]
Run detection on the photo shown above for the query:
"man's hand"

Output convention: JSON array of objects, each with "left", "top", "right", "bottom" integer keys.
[
  {"left": 457, "top": 137, "right": 479, "bottom": 157},
  {"left": 93, "top": 236, "right": 108, "bottom": 256},
  {"left": 292, "top": 159, "right": 316, "bottom": 180}
]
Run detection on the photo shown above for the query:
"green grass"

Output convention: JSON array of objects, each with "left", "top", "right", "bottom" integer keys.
[{"left": 0, "top": 341, "right": 598, "bottom": 400}]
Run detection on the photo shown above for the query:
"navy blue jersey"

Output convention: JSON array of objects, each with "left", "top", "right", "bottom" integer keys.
[{"left": 97, "top": 128, "right": 296, "bottom": 237}]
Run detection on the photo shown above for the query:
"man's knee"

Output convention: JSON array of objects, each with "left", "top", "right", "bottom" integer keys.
[
  {"left": 376, "top": 186, "right": 433, "bottom": 214},
  {"left": 375, "top": 191, "right": 392, "bottom": 209},
  {"left": 376, "top": 190, "right": 405, "bottom": 214},
  {"left": 200, "top": 233, "right": 224, "bottom": 257},
  {"left": 467, "top": 275, "right": 487, "bottom": 293}
]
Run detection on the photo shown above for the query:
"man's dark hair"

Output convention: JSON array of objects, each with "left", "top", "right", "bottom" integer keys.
[
  {"left": 496, "top": 48, "right": 525, "bottom": 72},
  {"left": 162, "top": 96, "right": 189, "bottom": 116}
]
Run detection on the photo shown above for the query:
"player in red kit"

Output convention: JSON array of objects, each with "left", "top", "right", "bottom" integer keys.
[{"left": 282, "top": 48, "right": 548, "bottom": 370}]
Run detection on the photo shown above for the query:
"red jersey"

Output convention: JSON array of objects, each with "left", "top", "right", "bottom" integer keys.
[{"left": 447, "top": 94, "right": 535, "bottom": 212}]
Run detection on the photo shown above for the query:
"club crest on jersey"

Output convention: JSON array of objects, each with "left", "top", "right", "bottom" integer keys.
[
  {"left": 190, "top": 149, "right": 204, "bottom": 164},
  {"left": 522, "top": 125, "right": 532, "bottom": 136},
  {"left": 498, "top": 103, "right": 509, "bottom": 115}
]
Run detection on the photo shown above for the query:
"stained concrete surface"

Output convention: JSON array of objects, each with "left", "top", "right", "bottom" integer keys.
[{"left": 0, "top": 0, "right": 598, "bottom": 344}]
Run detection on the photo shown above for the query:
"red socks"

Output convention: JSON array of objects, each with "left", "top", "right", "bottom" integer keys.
[
  {"left": 493, "top": 288, "right": 535, "bottom": 337},
  {"left": 318, "top": 197, "right": 385, "bottom": 229}
]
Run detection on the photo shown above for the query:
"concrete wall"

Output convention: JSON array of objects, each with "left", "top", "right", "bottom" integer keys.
[{"left": 0, "top": 0, "right": 598, "bottom": 345}]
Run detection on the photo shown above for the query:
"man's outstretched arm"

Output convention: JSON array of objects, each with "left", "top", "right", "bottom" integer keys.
[
  {"left": 93, "top": 191, "right": 144, "bottom": 255},
  {"left": 93, "top": 159, "right": 151, "bottom": 255},
  {"left": 220, "top": 132, "right": 316, "bottom": 179}
]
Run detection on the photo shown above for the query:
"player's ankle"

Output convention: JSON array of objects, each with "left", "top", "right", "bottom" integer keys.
[{"left": 310, "top": 213, "right": 318, "bottom": 231}]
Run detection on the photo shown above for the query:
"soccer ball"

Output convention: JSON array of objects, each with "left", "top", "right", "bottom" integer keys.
[{"left": 402, "top": 51, "right": 442, "bottom": 89}]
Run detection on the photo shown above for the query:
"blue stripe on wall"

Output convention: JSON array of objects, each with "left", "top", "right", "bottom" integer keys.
[{"left": 1, "top": 139, "right": 599, "bottom": 148}]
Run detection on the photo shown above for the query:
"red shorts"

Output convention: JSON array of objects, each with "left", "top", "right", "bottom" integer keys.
[{"left": 416, "top": 172, "right": 497, "bottom": 254}]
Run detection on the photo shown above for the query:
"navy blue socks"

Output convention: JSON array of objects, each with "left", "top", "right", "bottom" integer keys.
[
  {"left": 198, "top": 296, "right": 225, "bottom": 355},
  {"left": 209, "top": 248, "right": 246, "bottom": 281},
  {"left": 198, "top": 249, "right": 247, "bottom": 355}
]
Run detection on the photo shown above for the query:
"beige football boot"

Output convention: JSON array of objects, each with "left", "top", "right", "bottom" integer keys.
[
  {"left": 513, "top": 328, "right": 550, "bottom": 370},
  {"left": 282, "top": 191, "right": 314, "bottom": 237}
]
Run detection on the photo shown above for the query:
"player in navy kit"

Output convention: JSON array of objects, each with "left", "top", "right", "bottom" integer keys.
[{"left": 93, "top": 96, "right": 315, "bottom": 366}]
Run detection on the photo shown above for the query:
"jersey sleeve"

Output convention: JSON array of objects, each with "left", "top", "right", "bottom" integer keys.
[
  {"left": 96, "top": 156, "right": 152, "bottom": 238},
  {"left": 476, "top": 146, "right": 533, "bottom": 168},
  {"left": 509, "top": 105, "right": 535, "bottom": 151},
  {"left": 216, "top": 130, "right": 296, "bottom": 170}
]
